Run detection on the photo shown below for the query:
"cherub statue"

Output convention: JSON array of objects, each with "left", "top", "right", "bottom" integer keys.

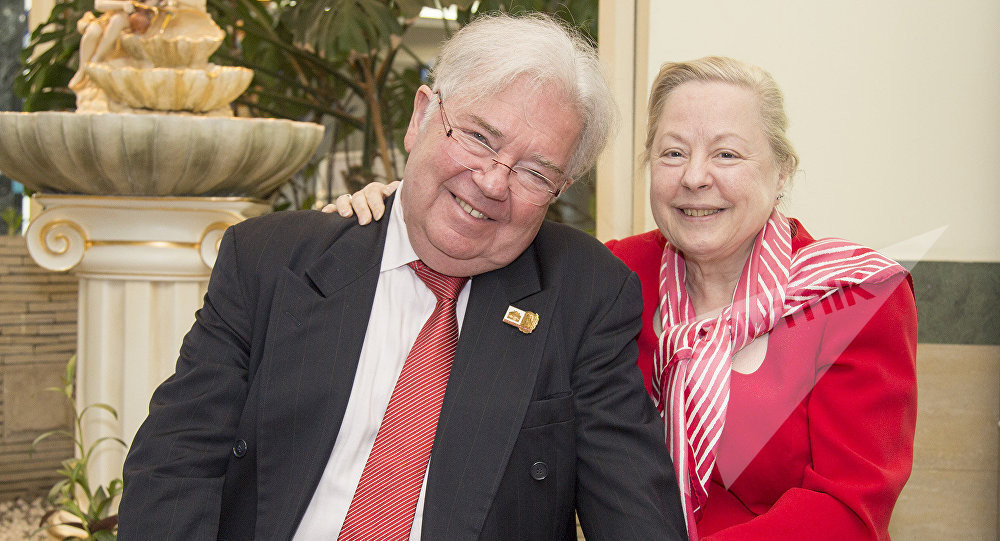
[
  {"left": 72, "top": 1, "right": 139, "bottom": 90},
  {"left": 70, "top": 0, "right": 240, "bottom": 114},
  {"left": 70, "top": 1, "right": 177, "bottom": 110}
]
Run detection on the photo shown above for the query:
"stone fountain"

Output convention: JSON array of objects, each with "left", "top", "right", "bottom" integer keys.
[{"left": 0, "top": 0, "right": 324, "bottom": 489}]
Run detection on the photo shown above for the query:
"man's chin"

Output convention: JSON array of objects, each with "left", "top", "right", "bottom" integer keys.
[
  {"left": 414, "top": 228, "right": 532, "bottom": 277},
  {"left": 418, "top": 249, "right": 506, "bottom": 278}
]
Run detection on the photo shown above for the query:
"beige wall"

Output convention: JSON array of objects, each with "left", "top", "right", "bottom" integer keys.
[{"left": 598, "top": 0, "right": 1000, "bottom": 263}]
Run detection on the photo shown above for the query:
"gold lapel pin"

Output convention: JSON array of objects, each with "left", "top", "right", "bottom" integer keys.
[{"left": 503, "top": 305, "right": 538, "bottom": 334}]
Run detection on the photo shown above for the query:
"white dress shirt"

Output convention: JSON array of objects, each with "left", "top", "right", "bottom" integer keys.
[{"left": 293, "top": 187, "right": 471, "bottom": 540}]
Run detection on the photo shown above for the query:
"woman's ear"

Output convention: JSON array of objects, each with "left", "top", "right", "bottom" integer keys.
[{"left": 775, "top": 163, "right": 791, "bottom": 202}]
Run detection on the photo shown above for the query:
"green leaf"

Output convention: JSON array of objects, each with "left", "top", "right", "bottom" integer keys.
[
  {"left": 80, "top": 402, "right": 120, "bottom": 420},
  {"left": 396, "top": 0, "right": 422, "bottom": 19},
  {"left": 84, "top": 436, "right": 128, "bottom": 461},
  {"left": 47, "top": 479, "right": 70, "bottom": 502},
  {"left": 67, "top": 458, "right": 86, "bottom": 482},
  {"left": 16, "top": 0, "right": 89, "bottom": 109},
  {"left": 283, "top": 0, "right": 407, "bottom": 60},
  {"left": 89, "top": 485, "right": 109, "bottom": 516},
  {"left": 32, "top": 429, "right": 74, "bottom": 449},
  {"left": 93, "top": 530, "right": 117, "bottom": 541},
  {"left": 300, "top": 194, "right": 317, "bottom": 210},
  {"left": 23, "top": 91, "right": 77, "bottom": 113},
  {"left": 63, "top": 499, "right": 85, "bottom": 520},
  {"left": 66, "top": 355, "right": 77, "bottom": 386}
]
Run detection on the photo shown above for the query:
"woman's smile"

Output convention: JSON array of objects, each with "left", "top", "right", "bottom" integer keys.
[{"left": 679, "top": 208, "right": 724, "bottom": 218}]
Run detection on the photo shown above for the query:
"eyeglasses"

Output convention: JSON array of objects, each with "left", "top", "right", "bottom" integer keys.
[{"left": 436, "top": 92, "right": 567, "bottom": 206}]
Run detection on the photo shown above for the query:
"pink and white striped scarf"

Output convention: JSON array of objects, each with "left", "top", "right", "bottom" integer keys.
[{"left": 651, "top": 210, "right": 905, "bottom": 540}]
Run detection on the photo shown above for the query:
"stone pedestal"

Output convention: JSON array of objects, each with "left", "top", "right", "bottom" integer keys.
[{"left": 25, "top": 194, "right": 269, "bottom": 488}]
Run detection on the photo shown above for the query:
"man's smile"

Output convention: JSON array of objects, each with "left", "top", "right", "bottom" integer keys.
[{"left": 455, "top": 194, "right": 490, "bottom": 220}]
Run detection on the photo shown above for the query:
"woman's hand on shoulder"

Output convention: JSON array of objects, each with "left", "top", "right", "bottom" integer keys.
[{"left": 321, "top": 181, "right": 399, "bottom": 225}]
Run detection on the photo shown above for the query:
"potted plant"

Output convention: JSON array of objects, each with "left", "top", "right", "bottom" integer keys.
[{"left": 32, "top": 356, "right": 125, "bottom": 540}]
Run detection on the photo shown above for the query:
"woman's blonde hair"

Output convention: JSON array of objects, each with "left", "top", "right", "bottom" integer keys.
[{"left": 643, "top": 56, "right": 799, "bottom": 180}]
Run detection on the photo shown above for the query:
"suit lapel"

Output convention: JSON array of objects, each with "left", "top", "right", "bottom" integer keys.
[
  {"left": 422, "top": 242, "right": 558, "bottom": 539},
  {"left": 254, "top": 201, "right": 393, "bottom": 539}
]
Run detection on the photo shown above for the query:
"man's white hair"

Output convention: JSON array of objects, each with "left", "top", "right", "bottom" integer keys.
[{"left": 428, "top": 12, "right": 617, "bottom": 180}]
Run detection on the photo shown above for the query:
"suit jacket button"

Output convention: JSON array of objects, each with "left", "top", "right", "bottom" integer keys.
[
  {"left": 233, "top": 439, "right": 248, "bottom": 458},
  {"left": 530, "top": 461, "right": 548, "bottom": 481}
]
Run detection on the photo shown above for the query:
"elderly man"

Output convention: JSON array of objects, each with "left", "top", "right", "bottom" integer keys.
[{"left": 119, "top": 13, "right": 684, "bottom": 541}]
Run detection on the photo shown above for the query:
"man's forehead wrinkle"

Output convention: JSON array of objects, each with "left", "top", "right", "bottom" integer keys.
[{"left": 520, "top": 101, "right": 574, "bottom": 175}]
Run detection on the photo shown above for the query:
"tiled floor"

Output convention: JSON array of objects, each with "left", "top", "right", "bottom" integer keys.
[{"left": 889, "top": 343, "right": 999, "bottom": 540}]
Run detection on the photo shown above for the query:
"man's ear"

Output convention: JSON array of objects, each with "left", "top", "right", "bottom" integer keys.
[{"left": 404, "top": 85, "right": 435, "bottom": 153}]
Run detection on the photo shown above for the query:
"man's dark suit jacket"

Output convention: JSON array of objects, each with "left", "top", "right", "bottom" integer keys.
[{"left": 119, "top": 197, "right": 684, "bottom": 540}]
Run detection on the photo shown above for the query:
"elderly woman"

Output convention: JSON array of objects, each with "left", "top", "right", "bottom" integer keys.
[{"left": 331, "top": 56, "right": 917, "bottom": 540}]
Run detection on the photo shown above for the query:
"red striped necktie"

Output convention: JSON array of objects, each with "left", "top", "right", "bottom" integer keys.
[{"left": 338, "top": 260, "right": 468, "bottom": 541}]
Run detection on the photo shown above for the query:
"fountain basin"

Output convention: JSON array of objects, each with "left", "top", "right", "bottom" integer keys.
[
  {"left": 0, "top": 112, "right": 324, "bottom": 198},
  {"left": 86, "top": 64, "right": 253, "bottom": 113}
]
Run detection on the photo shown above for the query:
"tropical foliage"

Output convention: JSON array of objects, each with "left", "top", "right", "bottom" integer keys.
[{"left": 15, "top": 0, "right": 598, "bottom": 227}]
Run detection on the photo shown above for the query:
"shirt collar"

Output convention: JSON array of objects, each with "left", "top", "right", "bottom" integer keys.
[{"left": 380, "top": 181, "right": 419, "bottom": 273}]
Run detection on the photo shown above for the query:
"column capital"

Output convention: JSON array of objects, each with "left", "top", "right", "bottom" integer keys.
[{"left": 25, "top": 195, "right": 270, "bottom": 279}]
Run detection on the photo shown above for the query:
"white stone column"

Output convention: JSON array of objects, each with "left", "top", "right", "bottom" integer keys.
[{"left": 25, "top": 194, "right": 269, "bottom": 488}]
